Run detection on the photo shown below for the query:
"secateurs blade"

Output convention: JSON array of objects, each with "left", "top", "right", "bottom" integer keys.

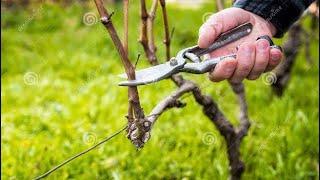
[{"left": 119, "top": 23, "right": 254, "bottom": 86}]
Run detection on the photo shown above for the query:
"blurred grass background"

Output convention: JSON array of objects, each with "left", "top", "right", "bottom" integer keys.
[{"left": 1, "top": 1, "right": 319, "bottom": 179}]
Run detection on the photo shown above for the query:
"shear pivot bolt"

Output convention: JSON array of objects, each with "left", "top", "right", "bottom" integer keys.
[{"left": 169, "top": 58, "right": 178, "bottom": 66}]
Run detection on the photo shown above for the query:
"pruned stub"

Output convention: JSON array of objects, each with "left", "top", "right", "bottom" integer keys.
[{"left": 127, "top": 118, "right": 152, "bottom": 148}]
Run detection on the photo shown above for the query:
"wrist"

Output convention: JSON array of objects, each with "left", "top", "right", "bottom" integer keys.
[{"left": 233, "top": 0, "right": 309, "bottom": 38}]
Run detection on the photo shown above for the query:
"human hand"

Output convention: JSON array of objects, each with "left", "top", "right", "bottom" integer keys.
[{"left": 198, "top": 7, "right": 283, "bottom": 83}]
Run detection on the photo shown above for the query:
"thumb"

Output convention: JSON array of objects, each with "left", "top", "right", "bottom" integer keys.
[{"left": 198, "top": 7, "right": 251, "bottom": 48}]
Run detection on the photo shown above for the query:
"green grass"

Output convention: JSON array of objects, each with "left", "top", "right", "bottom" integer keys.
[{"left": 1, "top": 2, "right": 319, "bottom": 179}]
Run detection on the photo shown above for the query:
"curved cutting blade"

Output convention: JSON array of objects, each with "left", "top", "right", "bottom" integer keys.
[{"left": 118, "top": 61, "right": 185, "bottom": 86}]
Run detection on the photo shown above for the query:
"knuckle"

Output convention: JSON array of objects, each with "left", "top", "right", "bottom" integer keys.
[{"left": 241, "top": 42, "right": 255, "bottom": 50}]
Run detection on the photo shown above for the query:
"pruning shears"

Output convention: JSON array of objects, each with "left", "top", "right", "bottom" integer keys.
[{"left": 118, "top": 22, "right": 278, "bottom": 86}]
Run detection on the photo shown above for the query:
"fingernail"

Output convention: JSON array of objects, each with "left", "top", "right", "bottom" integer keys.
[
  {"left": 271, "top": 45, "right": 283, "bottom": 52},
  {"left": 257, "top": 35, "right": 274, "bottom": 45},
  {"left": 257, "top": 40, "right": 268, "bottom": 51}
]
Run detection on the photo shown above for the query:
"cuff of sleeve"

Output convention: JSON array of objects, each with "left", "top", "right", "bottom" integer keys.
[{"left": 233, "top": 1, "right": 305, "bottom": 38}]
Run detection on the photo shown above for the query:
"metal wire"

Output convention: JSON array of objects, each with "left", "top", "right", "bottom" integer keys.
[{"left": 33, "top": 125, "right": 127, "bottom": 180}]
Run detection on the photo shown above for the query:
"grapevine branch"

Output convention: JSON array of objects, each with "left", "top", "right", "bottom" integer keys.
[
  {"left": 271, "top": 24, "right": 302, "bottom": 96},
  {"left": 160, "top": 0, "right": 171, "bottom": 61},
  {"left": 123, "top": 0, "right": 129, "bottom": 54},
  {"left": 94, "top": 0, "right": 251, "bottom": 179},
  {"left": 271, "top": 1, "right": 319, "bottom": 96},
  {"left": 216, "top": 0, "right": 225, "bottom": 11},
  {"left": 148, "top": 0, "right": 158, "bottom": 62},
  {"left": 93, "top": 0, "right": 145, "bottom": 122},
  {"left": 137, "top": 1, "right": 250, "bottom": 178},
  {"left": 33, "top": 0, "right": 317, "bottom": 179},
  {"left": 139, "top": 0, "right": 158, "bottom": 65}
]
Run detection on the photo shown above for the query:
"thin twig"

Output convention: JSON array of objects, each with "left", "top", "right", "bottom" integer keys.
[
  {"left": 272, "top": 23, "right": 302, "bottom": 96},
  {"left": 134, "top": 53, "right": 141, "bottom": 68},
  {"left": 34, "top": 125, "right": 127, "bottom": 180},
  {"left": 147, "top": 82, "right": 194, "bottom": 124},
  {"left": 160, "top": 0, "right": 171, "bottom": 61},
  {"left": 139, "top": 0, "right": 158, "bottom": 65},
  {"left": 93, "top": 0, "right": 144, "bottom": 120},
  {"left": 170, "top": 27, "right": 175, "bottom": 40},
  {"left": 147, "top": 0, "right": 158, "bottom": 64},
  {"left": 139, "top": 0, "right": 151, "bottom": 62},
  {"left": 123, "top": 0, "right": 129, "bottom": 54},
  {"left": 122, "top": 0, "right": 134, "bottom": 120},
  {"left": 94, "top": 0, "right": 134, "bottom": 78},
  {"left": 216, "top": 0, "right": 225, "bottom": 11},
  {"left": 229, "top": 82, "right": 250, "bottom": 140},
  {"left": 93, "top": 1, "right": 251, "bottom": 179},
  {"left": 158, "top": 0, "right": 185, "bottom": 86}
]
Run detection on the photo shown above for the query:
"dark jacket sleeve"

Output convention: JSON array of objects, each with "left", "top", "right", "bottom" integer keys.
[{"left": 233, "top": 0, "right": 315, "bottom": 37}]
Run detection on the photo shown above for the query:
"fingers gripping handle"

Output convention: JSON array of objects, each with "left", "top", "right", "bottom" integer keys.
[
  {"left": 192, "top": 22, "right": 253, "bottom": 57},
  {"left": 256, "top": 35, "right": 282, "bottom": 51},
  {"left": 182, "top": 35, "right": 282, "bottom": 74}
]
